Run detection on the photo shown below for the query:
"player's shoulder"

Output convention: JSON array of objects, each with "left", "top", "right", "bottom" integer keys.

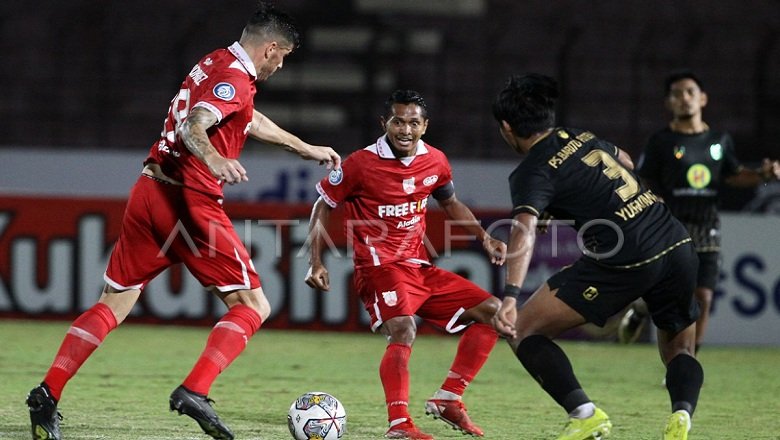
[
  {"left": 341, "top": 148, "right": 378, "bottom": 172},
  {"left": 353, "top": 146, "right": 381, "bottom": 161},
  {"left": 706, "top": 129, "right": 732, "bottom": 143},
  {"left": 644, "top": 127, "right": 676, "bottom": 148}
]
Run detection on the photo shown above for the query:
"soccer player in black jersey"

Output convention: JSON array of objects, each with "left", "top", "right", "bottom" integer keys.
[
  {"left": 490, "top": 73, "right": 703, "bottom": 440},
  {"left": 618, "top": 71, "right": 780, "bottom": 351}
]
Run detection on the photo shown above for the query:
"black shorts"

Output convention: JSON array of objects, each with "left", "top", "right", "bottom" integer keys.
[
  {"left": 696, "top": 251, "right": 720, "bottom": 290},
  {"left": 547, "top": 242, "right": 700, "bottom": 333}
]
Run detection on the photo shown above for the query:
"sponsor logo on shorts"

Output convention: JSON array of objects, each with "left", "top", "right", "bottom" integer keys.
[
  {"left": 381, "top": 290, "right": 398, "bottom": 307},
  {"left": 328, "top": 168, "right": 343, "bottom": 185},
  {"left": 423, "top": 175, "right": 438, "bottom": 186},
  {"left": 213, "top": 82, "right": 236, "bottom": 101},
  {"left": 582, "top": 286, "right": 599, "bottom": 301}
]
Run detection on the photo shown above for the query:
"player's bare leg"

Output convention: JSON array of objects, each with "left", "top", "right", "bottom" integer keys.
[{"left": 693, "top": 287, "right": 713, "bottom": 353}]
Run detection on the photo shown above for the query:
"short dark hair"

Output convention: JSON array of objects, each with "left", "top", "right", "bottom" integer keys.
[
  {"left": 384, "top": 89, "right": 428, "bottom": 119},
  {"left": 664, "top": 70, "right": 704, "bottom": 96},
  {"left": 244, "top": 2, "right": 301, "bottom": 49},
  {"left": 492, "top": 73, "right": 557, "bottom": 138}
]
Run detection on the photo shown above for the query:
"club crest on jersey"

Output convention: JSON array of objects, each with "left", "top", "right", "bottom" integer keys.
[
  {"left": 709, "top": 143, "right": 723, "bottom": 160},
  {"left": 381, "top": 290, "right": 398, "bottom": 307},
  {"left": 213, "top": 82, "right": 236, "bottom": 101},
  {"left": 402, "top": 177, "right": 415, "bottom": 194},
  {"left": 328, "top": 168, "right": 343, "bottom": 186},
  {"left": 582, "top": 286, "right": 599, "bottom": 301}
]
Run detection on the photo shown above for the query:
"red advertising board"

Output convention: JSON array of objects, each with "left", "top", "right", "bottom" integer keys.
[{"left": 0, "top": 195, "right": 589, "bottom": 335}]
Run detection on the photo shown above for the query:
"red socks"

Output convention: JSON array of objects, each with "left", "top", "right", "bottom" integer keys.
[
  {"left": 182, "top": 304, "right": 262, "bottom": 395},
  {"left": 379, "top": 325, "right": 496, "bottom": 423},
  {"left": 44, "top": 303, "right": 118, "bottom": 401},
  {"left": 380, "top": 343, "right": 412, "bottom": 423},
  {"left": 441, "top": 323, "right": 497, "bottom": 396}
]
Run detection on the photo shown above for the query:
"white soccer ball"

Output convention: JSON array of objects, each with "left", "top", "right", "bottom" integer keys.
[{"left": 287, "top": 392, "right": 347, "bottom": 440}]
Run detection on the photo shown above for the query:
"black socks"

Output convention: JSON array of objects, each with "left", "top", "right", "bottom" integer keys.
[
  {"left": 515, "top": 335, "right": 590, "bottom": 413},
  {"left": 665, "top": 353, "right": 703, "bottom": 416}
]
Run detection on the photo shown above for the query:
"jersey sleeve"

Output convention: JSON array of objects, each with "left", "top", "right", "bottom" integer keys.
[
  {"left": 191, "top": 70, "right": 250, "bottom": 123},
  {"left": 720, "top": 133, "right": 742, "bottom": 177},
  {"left": 431, "top": 153, "right": 455, "bottom": 200},
  {"left": 508, "top": 166, "right": 554, "bottom": 217},
  {"left": 315, "top": 154, "right": 361, "bottom": 207}
]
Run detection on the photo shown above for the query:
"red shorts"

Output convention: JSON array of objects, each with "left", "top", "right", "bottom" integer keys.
[
  {"left": 104, "top": 176, "right": 260, "bottom": 291},
  {"left": 353, "top": 263, "right": 493, "bottom": 333}
]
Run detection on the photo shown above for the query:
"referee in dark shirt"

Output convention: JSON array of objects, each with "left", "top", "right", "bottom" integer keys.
[{"left": 490, "top": 73, "right": 704, "bottom": 440}]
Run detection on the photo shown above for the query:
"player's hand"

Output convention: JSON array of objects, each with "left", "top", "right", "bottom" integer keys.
[
  {"left": 206, "top": 154, "right": 248, "bottom": 185},
  {"left": 491, "top": 297, "right": 518, "bottom": 338},
  {"left": 482, "top": 236, "right": 507, "bottom": 266},
  {"left": 761, "top": 158, "right": 780, "bottom": 181},
  {"left": 537, "top": 211, "right": 553, "bottom": 234},
  {"left": 303, "top": 144, "right": 342, "bottom": 170},
  {"left": 305, "top": 264, "right": 330, "bottom": 291}
]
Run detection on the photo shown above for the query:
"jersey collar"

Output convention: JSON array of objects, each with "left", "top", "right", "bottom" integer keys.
[
  {"left": 373, "top": 136, "right": 429, "bottom": 162},
  {"left": 228, "top": 42, "right": 257, "bottom": 79}
]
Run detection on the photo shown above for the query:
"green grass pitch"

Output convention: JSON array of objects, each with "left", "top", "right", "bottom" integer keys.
[{"left": 2, "top": 320, "right": 779, "bottom": 439}]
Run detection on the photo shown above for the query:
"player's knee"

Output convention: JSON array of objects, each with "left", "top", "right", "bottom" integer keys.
[
  {"left": 382, "top": 316, "right": 417, "bottom": 345},
  {"left": 221, "top": 288, "right": 272, "bottom": 320},
  {"left": 695, "top": 288, "right": 713, "bottom": 310},
  {"left": 251, "top": 295, "right": 272, "bottom": 321},
  {"left": 465, "top": 296, "right": 501, "bottom": 324},
  {"left": 658, "top": 325, "right": 696, "bottom": 363}
]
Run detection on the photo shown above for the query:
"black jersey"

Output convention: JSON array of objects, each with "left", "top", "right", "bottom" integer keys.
[
  {"left": 636, "top": 127, "right": 741, "bottom": 251},
  {"left": 509, "top": 127, "right": 690, "bottom": 267}
]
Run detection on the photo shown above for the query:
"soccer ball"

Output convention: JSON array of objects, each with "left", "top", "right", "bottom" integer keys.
[{"left": 287, "top": 392, "right": 347, "bottom": 440}]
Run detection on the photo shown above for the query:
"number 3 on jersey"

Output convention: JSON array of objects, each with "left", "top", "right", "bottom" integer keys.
[{"left": 581, "top": 149, "right": 639, "bottom": 202}]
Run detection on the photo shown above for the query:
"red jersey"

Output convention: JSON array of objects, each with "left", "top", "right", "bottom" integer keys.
[
  {"left": 145, "top": 42, "right": 257, "bottom": 197},
  {"left": 316, "top": 136, "right": 454, "bottom": 268}
]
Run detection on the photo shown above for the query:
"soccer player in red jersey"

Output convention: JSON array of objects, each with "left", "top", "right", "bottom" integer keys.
[
  {"left": 25, "top": 4, "right": 340, "bottom": 440},
  {"left": 306, "top": 90, "right": 507, "bottom": 439}
]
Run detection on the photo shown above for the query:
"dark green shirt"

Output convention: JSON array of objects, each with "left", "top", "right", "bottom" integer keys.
[{"left": 636, "top": 128, "right": 741, "bottom": 251}]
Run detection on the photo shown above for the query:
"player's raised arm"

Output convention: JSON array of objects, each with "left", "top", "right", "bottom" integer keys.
[
  {"left": 250, "top": 109, "right": 341, "bottom": 169},
  {"left": 436, "top": 193, "right": 507, "bottom": 266},
  {"left": 305, "top": 196, "right": 334, "bottom": 291}
]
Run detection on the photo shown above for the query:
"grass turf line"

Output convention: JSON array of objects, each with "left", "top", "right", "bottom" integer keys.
[{"left": 2, "top": 320, "right": 779, "bottom": 439}]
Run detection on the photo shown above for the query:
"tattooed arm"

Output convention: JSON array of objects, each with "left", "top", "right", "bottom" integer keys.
[
  {"left": 250, "top": 109, "right": 341, "bottom": 169},
  {"left": 178, "top": 107, "right": 248, "bottom": 184}
]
